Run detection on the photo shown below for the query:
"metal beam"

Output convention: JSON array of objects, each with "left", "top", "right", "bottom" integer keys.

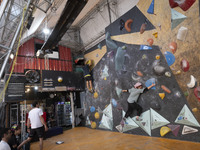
[
  {"left": 0, "top": 0, "right": 9, "bottom": 21},
  {"left": 0, "top": 44, "right": 11, "bottom": 51},
  {"left": 0, "top": 0, "right": 32, "bottom": 79}
]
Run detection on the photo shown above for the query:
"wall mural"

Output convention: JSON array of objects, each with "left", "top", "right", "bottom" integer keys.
[{"left": 84, "top": 1, "right": 200, "bottom": 142}]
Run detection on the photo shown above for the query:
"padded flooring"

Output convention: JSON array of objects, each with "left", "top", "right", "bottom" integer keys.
[{"left": 30, "top": 127, "right": 200, "bottom": 150}]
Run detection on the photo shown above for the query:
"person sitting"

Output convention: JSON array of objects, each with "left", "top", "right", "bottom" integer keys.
[{"left": 0, "top": 128, "right": 12, "bottom": 150}]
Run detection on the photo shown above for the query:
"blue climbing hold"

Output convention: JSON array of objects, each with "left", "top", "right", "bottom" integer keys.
[
  {"left": 90, "top": 106, "right": 95, "bottom": 112},
  {"left": 140, "top": 45, "right": 152, "bottom": 50},
  {"left": 111, "top": 98, "right": 117, "bottom": 107},
  {"left": 147, "top": 0, "right": 154, "bottom": 14},
  {"left": 164, "top": 51, "right": 175, "bottom": 66},
  {"left": 178, "top": 116, "right": 183, "bottom": 120},
  {"left": 145, "top": 78, "right": 156, "bottom": 90}
]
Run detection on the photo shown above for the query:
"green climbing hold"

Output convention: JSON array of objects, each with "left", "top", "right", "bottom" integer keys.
[{"left": 184, "top": 91, "right": 189, "bottom": 97}]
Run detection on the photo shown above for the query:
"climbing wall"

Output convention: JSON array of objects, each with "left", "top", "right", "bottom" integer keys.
[{"left": 84, "top": 0, "right": 200, "bottom": 142}]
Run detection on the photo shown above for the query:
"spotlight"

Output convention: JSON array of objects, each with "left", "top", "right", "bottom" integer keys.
[
  {"left": 10, "top": 54, "right": 14, "bottom": 59},
  {"left": 43, "top": 28, "right": 50, "bottom": 34}
]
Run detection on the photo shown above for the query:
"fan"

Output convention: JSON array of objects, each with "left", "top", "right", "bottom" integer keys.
[{"left": 25, "top": 70, "right": 40, "bottom": 83}]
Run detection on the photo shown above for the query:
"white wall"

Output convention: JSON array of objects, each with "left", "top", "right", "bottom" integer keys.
[{"left": 79, "top": 0, "right": 139, "bottom": 51}]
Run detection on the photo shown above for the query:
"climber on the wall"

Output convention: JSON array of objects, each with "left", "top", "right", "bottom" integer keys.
[
  {"left": 75, "top": 58, "right": 94, "bottom": 93},
  {"left": 121, "top": 82, "right": 155, "bottom": 124}
]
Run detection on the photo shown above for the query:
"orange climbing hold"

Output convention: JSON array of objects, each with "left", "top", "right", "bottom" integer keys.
[
  {"left": 125, "top": 19, "right": 133, "bottom": 32},
  {"left": 161, "top": 85, "right": 171, "bottom": 93},
  {"left": 137, "top": 71, "right": 143, "bottom": 77},
  {"left": 147, "top": 38, "right": 154, "bottom": 46},
  {"left": 169, "top": 42, "right": 177, "bottom": 54}
]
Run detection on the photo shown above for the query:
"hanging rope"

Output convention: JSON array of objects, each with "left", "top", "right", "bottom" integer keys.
[{"left": 0, "top": 5, "right": 27, "bottom": 102}]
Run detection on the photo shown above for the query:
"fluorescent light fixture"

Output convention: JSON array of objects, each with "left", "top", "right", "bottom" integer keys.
[
  {"left": 10, "top": 54, "right": 14, "bottom": 59},
  {"left": 43, "top": 28, "right": 50, "bottom": 34}
]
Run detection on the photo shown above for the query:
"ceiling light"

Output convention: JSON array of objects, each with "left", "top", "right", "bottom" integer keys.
[
  {"left": 34, "top": 86, "right": 38, "bottom": 90},
  {"left": 43, "top": 28, "right": 50, "bottom": 34},
  {"left": 10, "top": 54, "right": 14, "bottom": 59}
]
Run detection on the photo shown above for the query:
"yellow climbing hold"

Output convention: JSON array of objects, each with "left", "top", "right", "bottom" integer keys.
[
  {"left": 91, "top": 121, "right": 97, "bottom": 129},
  {"left": 156, "top": 55, "right": 160, "bottom": 60},
  {"left": 95, "top": 112, "right": 100, "bottom": 119},
  {"left": 159, "top": 93, "right": 165, "bottom": 100},
  {"left": 94, "top": 92, "right": 98, "bottom": 99},
  {"left": 86, "top": 59, "right": 92, "bottom": 66},
  {"left": 104, "top": 77, "right": 107, "bottom": 80},
  {"left": 153, "top": 32, "right": 158, "bottom": 38},
  {"left": 192, "top": 108, "right": 198, "bottom": 112},
  {"left": 174, "top": 70, "right": 181, "bottom": 75},
  {"left": 160, "top": 126, "right": 171, "bottom": 137}
]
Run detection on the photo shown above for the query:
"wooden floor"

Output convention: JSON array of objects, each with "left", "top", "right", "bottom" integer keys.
[{"left": 31, "top": 127, "right": 200, "bottom": 150}]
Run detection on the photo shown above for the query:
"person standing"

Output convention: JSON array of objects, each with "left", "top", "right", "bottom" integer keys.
[
  {"left": 17, "top": 101, "right": 48, "bottom": 150},
  {"left": 0, "top": 128, "right": 12, "bottom": 150}
]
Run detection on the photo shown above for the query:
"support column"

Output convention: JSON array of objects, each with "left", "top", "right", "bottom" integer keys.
[{"left": 70, "top": 92, "right": 75, "bottom": 128}]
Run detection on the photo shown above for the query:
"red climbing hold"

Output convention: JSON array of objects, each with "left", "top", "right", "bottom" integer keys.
[
  {"left": 181, "top": 59, "right": 190, "bottom": 72},
  {"left": 194, "top": 87, "right": 200, "bottom": 101},
  {"left": 169, "top": 0, "right": 196, "bottom": 11}
]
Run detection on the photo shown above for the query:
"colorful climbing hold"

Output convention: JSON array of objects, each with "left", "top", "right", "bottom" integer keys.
[
  {"left": 140, "top": 23, "right": 146, "bottom": 34},
  {"left": 147, "top": 0, "right": 155, "bottom": 14},
  {"left": 145, "top": 78, "right": 156, "bottom": 90},
  {"left": 177, "top": 26, "right": 188, "bottom": 41},
  {"left": 153, "top": 32, "right": 158, "bottom": 38},
  {"left": 104, "top": 77, "right": 107, "bottom": 80},
  {"left": 169, "top": 42, "right": 177, "bottom": 54},
  {"left": 192, "top": 108, "right": 198, "bottom": 113},
  {"left": 187, "top": 75, "right": 196, "bottom": 88},
  {"left": 155, "top": 55, "right": 160, "bottom": 60},
  {"left": 160, "top": 126, "right": 171, "bottom": 137},
  {"left": 161, "top": 85, "right": 171, "bottom": 94},
  {"left": 95, "top": 112, "right": 100, "bottom": 119},
  {"left": 147, "top": 38, "right": 154, "bottom": 46},
  {"left": 164, "top": 51, "right": 175, "bottom": 66},
  {"left": 153, "top": 65, "right": 165, "bottom": 76},
  {"left": 194, "top": 87, "right": 200, "bottom": 101},
  {"left": 184, "top": 91, "right": 189, "bottom": 97},
  {"left": 91, "top": 121, "right": 97, "bottom": 129},
  {"left": 140, "top": 45, "right": 152, "bottom": 50},
  {"left": 159, "top": 93, "right": 165, "bottom": 100},
  {"left": 174, "top": 70, "right": 181, "bottom": 75},
  {"left": 165, "top": 72, "right": 171, "bottom": 77},
  {"left": 125, "top": 19, "right": 133, "bottom": 32},
  {"left": 90, "top": 106, "right": 96, "bottom": 112},
  {"left": 137, "top": 71, "right": 143, "bottom": 77},
  {"left": 111, "top": 98, "right": 117, "bottom": 107},
  {"left": 169, "top": 0, "right": 196, "bottom": 11},
  {"left": 94, "top": 92, "right": 99, "bottom": 99},
  {"left": 122, "top": 45, "right": 126, "bottom": 50},
  {"left": 181, "top": 59, "right": 190, "bottom": 72}
]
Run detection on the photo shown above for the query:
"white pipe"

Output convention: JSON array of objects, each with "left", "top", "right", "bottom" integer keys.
[{"left": 70, "top": 92, "right": 75, "bottom": 128}]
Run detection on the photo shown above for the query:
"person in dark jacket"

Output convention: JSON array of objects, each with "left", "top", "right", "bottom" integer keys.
[{"left": 8, "top": 124, "right": 21, "bottom": 150}]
